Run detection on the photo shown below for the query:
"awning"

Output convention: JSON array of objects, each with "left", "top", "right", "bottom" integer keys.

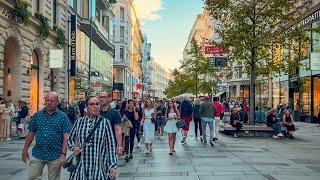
[{"left": 214, "top": 91, "right": 226, "bottom": 97}]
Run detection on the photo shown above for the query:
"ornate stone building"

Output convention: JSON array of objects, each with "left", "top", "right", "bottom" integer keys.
[{"left": 0, "top": 0, "right": 68, "bottom": 115}]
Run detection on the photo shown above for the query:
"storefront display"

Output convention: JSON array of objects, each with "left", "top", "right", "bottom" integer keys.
[
  {"left": 313, "top": 77, "right": 320, "bottom": 117},
  {"left": 301, "top": 77, "right": 311, "bottom": 113},
  {"left": 272, "top": 82, "right": 280, "bottom": 108}
]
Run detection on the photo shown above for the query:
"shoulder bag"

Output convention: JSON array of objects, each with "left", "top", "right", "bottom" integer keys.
[{"left": 63, "top": 116, "right": 104, "bottom": 172}]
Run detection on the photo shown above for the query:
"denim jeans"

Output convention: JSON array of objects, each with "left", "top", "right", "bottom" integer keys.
[
  {"left": 194, "top": 116, "right": 202, "bottom": 137},
  {"left": 271, "top": 123, "right": 282, "bottom": 134},
  {"left": 201, "top": 117, "right": 214, "bottom": 142}
]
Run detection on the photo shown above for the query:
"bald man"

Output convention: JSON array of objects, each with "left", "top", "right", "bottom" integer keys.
[{"left": 22, "top": 92, "right": 72, "bottom": 180}]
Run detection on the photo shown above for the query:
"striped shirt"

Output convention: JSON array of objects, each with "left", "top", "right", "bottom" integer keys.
[{"left": 68, "top": 115, "right": 117, "bottom": 179}]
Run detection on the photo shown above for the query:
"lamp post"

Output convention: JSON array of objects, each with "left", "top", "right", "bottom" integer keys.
[{"left": 88, "top": 0, "right": 93, "bottom": 90}]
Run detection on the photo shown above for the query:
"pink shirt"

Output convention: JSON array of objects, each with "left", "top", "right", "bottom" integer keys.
[{"left": 213, "top": 102, "right": 222, "bottom": 117}]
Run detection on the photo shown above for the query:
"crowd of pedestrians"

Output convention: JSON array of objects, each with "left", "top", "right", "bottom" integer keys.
[{"left": 1, "top": 91, "right": 316, "bottom": 179}]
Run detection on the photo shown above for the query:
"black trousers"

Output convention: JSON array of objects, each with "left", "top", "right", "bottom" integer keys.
[
  {"left": 232, "top": 122, "right": 243, "bottom": 134},
  {"left": 194, "top": 116, "right": 202, "bottom": 137},
  {"left": 124, "top": 128, "right": 136, "bottom": 155}
]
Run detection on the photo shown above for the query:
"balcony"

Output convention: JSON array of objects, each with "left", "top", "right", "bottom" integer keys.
[
  {"left": 92, "top": 17, "right": 109, "bottom": 40},
  {"left": 113, "top": 60, "right": 131, "bottom": 69},
  {"left": 80, "top": 17, "right": 114, "bottom": 52},
  {"left": 97, "top": 0, "right": 110, "bottom": 10}
]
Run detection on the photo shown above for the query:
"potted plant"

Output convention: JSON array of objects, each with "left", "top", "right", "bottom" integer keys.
[
  {"left": 53, "top": 24, "right": 67, "bottom": 47},
  {"left": 35, "top": 13, "right": 50, "bottom": 40},
  {"left": 10, "top": 0, "right": 29, "bottom": 25}
]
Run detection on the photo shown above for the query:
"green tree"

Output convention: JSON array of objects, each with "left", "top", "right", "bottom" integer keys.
[
  {"left": 180, "top": 39, "right": 217, "bottom": 97},
  {"left": 164, "top": 69, "right": 195, "bottom": 98},
  {"left": 205, "top": 0, "right": 309, "bottom": 124}
]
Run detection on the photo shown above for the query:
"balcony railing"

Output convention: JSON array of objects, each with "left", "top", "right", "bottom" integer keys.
[{"left": 93, "top": 17, "right": 109, "bottom": 41}]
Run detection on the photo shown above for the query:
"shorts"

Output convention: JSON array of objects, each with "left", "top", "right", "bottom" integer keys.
[{"left": 181, "top": 115, "right": 191, "bottom": 131}]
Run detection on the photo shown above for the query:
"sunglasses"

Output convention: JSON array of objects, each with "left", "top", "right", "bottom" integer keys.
[{"left": 89, "top": 102, "right": 100, "bottom": 106}]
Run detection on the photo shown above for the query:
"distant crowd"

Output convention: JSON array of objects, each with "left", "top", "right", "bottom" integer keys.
[{"left": 0, "top": 93, "right": 319, "bottom": 179}]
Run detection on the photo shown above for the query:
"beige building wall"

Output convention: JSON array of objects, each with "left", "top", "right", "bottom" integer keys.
[{"left": 183, "top": 10, "right": 214, "bottom": 60}]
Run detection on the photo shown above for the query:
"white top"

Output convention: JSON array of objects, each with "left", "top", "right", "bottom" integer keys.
[
  {"left": 144, "top": 108, "right": 154, "bottom": 119},
  {"left": 168, "top": 112, "right": 177, "bottom": 120}
]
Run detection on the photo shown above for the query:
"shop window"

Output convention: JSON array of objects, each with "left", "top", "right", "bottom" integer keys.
[
  {"left": 301, "top": 77, "right": 311, "bottom": 113},
  {"left": 313, "top": 77, "right": 320, "bottom": 117},
  {"left": 312, "top": 22, "right": 320, "bottom": 52},
  {"left": 280, "top": 81, "right": 289, "bottom": 105},
  {"left": 300, "top": 32, "right": 311, "bottom": 60},
  {"left": 273, "top": 82, "right": 280, "bottom": 108}
]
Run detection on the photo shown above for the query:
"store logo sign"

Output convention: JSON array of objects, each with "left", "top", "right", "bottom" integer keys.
[
  {"left": 49, "top": 49, "right": 64, "bottom": 68},
  {"left": 70, "top": 15, "right": 77, "bottom": 76}
]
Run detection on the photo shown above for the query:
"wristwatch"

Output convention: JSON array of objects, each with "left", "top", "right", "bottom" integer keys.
[{"left": 118, "top": 147, "right": 123, "bottom": 151}]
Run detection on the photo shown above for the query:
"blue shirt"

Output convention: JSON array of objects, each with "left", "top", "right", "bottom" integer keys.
[
  {"left": 100, "top": 108, "right": 122, "bottom": 133},
  {"left": 28, "top": 108, "right": 72, "bottom": 161},
  {"left": 180, "top": 101, "right": 193, "bottom": 116}
]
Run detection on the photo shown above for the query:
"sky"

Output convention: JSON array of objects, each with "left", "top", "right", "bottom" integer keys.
[{"left": 134, "top": 0, "right": 205, "bottom": 70}]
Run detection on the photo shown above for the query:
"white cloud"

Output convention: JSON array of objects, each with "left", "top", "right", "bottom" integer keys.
[{"left": 134, "top": 0, "right": 163, "bottom": 22}]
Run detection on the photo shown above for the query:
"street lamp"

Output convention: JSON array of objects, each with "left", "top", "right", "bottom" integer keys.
[{"left": 88, "top": 0, "right": 93, "bottom": 89}]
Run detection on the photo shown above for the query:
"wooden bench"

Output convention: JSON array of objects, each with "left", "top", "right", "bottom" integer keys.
[
  {"left": 222, "top": 125, "right": 276, "bottom": 137},
  {"left": 222, "top": 124, "right": 298, "bottom": 137}
]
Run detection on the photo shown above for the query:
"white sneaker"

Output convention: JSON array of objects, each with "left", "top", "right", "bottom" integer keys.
[
  {"left": 160, "top": 136, "right": 164, "bottom": 140},
  {"left": 234, "top": 133, "right": 238, "bottom": 138},
  {"left": 277, "top": 133, "right": 284, "bottom": 137},
  {"left": 6, "top": 138, "right": 11, "bottom": 141},
  {"left": 273, "top": 135, "right": 280, "bottom": 139}
]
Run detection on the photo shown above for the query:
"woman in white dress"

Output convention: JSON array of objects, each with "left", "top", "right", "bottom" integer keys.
[
  {"left": 164, "top": 100, "right": 180, "bottom": 155},
  {"left": 141, "top": 99, "right": 156, "bottom": 154}
]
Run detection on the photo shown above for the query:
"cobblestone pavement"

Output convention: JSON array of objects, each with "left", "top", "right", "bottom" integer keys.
[{"left": 0, "top": 122, "right": 320, "bottom": 180}]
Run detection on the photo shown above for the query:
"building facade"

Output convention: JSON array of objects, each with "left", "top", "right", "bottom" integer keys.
[
  {"left": 183, "top": 9, "right": 229, "bottom": 98},
  {"left": 0, "top": 0, "right": 68, "bottom": 115},
  {"left": 68, "top": 0, "right": 115, "bottom": 101},
  {"left": 227, "top": 0, "right": 320, "bottom": 123},
  {"left": 141, "top": 34, "right": 151, "bottom": 99},
  {"left": 183, "top": 10, "right": 214, "bottom": 60},
  {"left": 149, "top": 59, "right": 169, "bottom": 99},
  {"left": 270, "top": 1, "right": 320, "bottom": 122},
  {"left": 112, "top": 0, "right": 142, "bottom": 100}
]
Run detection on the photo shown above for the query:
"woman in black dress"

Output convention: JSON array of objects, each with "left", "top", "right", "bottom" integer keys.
[{"left": 282, "top": 109, "right": 295, "bottom": 139}]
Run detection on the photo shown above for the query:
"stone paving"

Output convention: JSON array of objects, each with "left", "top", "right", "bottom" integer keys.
[{"left": 0, "top": 122, "right": 320, "bottom": 180}]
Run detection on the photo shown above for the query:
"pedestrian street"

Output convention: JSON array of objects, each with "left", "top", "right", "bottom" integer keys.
[{"left": 0, "top": 122, "right": 320, "bottom": 180}]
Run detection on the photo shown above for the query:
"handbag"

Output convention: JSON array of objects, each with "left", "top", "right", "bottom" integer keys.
[
  {"left": 63, "top": 116, "right": 104, "bottom": 172},
  {"left": 176, "top": 119, "right": 186, "bottom": 128}
]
